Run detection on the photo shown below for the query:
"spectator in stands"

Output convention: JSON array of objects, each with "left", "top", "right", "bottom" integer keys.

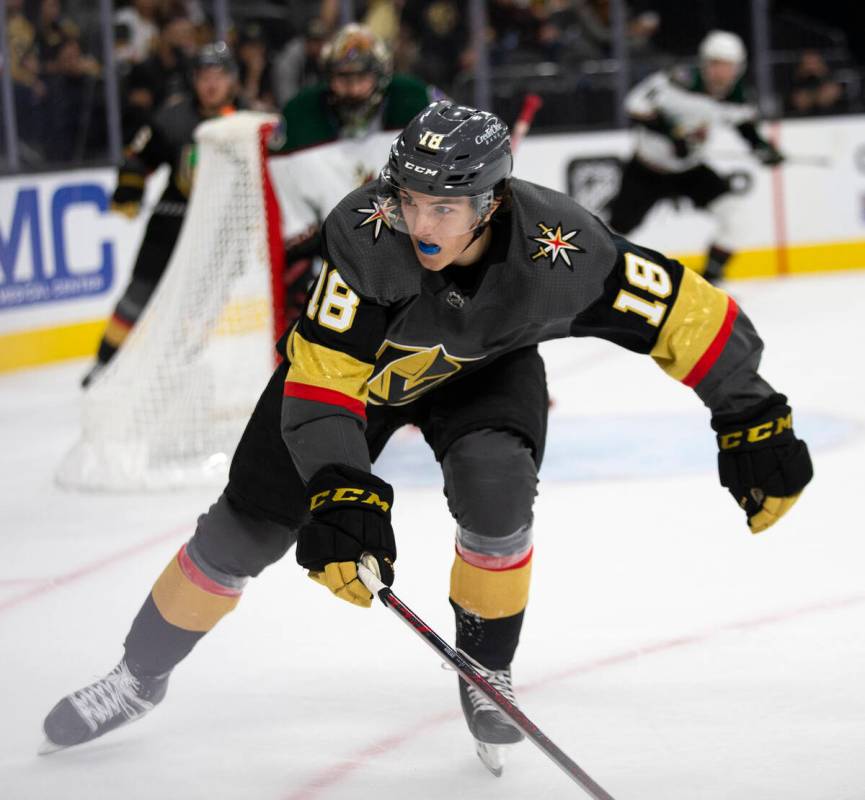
[
  {"left": 7, "top": 0, "right": 47, "bottom": 164},
  {"left": 568, "top": 0, "right": 660, "bottom": 60},
  {"left": 272, "top": 17, "right": 329, "bottom": 107},
  {"left": 114, "top": 0, "right": 160, "bottom": 64},
  {"left": 122, "top": 13, "right": 198, "bottom": 138},
  {"left": 6, "top": 0, "right": 37, "bottom": 85},
  {"left": 236, "top": 22, "right": 275, "bottom": 111},
  {"left": 398, "top": 0, "right": 471, "bottom": 95},
  {"left": 786, "top": 50, "right": 846, "bottom": 117},
  {"left": 35, "top": 0, "right": 100, "bottom": 78}
]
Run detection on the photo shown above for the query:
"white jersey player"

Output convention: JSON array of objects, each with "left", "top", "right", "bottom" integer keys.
[{"left": 608, "top": 30, "right": 784, "bottom": 283}]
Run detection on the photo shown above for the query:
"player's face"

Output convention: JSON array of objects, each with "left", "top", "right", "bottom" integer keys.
[
  {"left": 194, "top": 67, "right": 236, "bottom": 112},
  {"left": 702, "top": 59, "right": 739, "bottom": 96},
  {"left": 329, "top": 71, "right": 377, "bottom": 107},
  {"left": 398, "top": 189, "right": 486, "bottom": 271}
]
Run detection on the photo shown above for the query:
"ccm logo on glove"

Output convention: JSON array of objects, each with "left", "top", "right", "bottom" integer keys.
[
  {"left": 309, "top": 487, "right": 391, "bottom": 512},
  {"left": 718, "top": 412, "right": 792, "bottom": 450}
]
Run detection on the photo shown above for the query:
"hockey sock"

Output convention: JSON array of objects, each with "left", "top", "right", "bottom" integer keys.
[
  {"left": 449, "top": 545, "right": 533, "bottom": 670},
  {"left": 123, "top": 541, "right": 246, "bottom": 676},
  {"left": 703, "top": 244, "right": 733, "bottom": 283}
]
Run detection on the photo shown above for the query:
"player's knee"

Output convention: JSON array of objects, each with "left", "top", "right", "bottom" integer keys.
[
  {"left": 443, "top": 429, "right": 537, "bottom": 539},
  {"left": 192, "top": 492, "right": 298, "bottom": 578}
]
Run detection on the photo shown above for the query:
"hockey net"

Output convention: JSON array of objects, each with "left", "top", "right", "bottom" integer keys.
[{"left": 56, "top": 112, "right": 284, "bottom": 491}]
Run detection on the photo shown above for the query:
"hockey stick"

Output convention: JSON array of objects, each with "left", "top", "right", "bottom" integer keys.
[
  {"left": 511, "top": 93, "right": 544, "bottom": 152},
  {"left": 357, "top": 561, "right": 616, "bottom": 799}
]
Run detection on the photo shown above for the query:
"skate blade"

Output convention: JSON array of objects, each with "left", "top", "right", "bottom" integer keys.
[
  {"left": 38, "top": 738, "right": 68, "bottom": 756},
  {"left": 475, "top": 740, "right": 506, "bottom": 777}
]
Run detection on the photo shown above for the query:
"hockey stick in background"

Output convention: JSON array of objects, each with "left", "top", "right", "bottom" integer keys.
[
  {"left": 357, "top": 560, "right": 617, "bottom": 799},
  {"left": 511, "top": 93, "right": 544, "bottom": 152}
]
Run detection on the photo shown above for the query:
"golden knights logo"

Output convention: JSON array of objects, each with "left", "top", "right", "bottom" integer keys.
[
  {"left": 528, "top": 221, "right": 585, "bottom": 270},
  {"left": 354, "top": 197, "right": 398, "bottom": 242},
  {"left": 368, "top": 341, "right": 484, "bottom": 405}
]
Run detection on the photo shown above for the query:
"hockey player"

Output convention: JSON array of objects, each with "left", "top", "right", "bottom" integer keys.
[
  {"left": 42, "top": 101, "right": 812, "bottom": 775},
  {"left": 607, "top": 30, "right": 785, "bottom": 284},
  {"left": 268, "top": 22, "right": 438, "bottom": 326},
  {"left": 80, "top": 42, "right": 238, "bottom": 387}
]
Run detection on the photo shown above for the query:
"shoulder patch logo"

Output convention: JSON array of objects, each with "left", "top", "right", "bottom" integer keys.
[
  {"left": 528, "top": 222, "right": 585, "bottom": 270},
  {"left": 353, "top": 197, "right": 398, "bottom": 242}
]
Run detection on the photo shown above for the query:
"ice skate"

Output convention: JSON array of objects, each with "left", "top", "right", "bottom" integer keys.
[
  {"left": 40, "top": 660, "right": 169, "bottom": 754},
  {"left": 458, "top": 663, "right": 524, "bottom": 777}
]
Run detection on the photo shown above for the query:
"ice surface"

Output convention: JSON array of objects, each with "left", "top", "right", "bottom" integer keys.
[{"left": 2, "top": 272, "right": 864, "bottom": 799}]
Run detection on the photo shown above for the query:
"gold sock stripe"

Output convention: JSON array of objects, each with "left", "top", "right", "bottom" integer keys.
[
  {"left": 449, "top": 551, "right": 532, "bottom": 620},
  {"left": 151, "top": 552, "right": 241, "bottom": 632}
]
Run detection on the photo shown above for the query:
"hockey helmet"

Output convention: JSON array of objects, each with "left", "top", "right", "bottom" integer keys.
[
  {"left": 321, "top": 23, "right": 392, "bottom": 126},
  {"left": 378, "top": 101, "right": 512, "bottom": 235},
  {"left": 699, "top": 30, "right": 746, "bottom": 67},
  {"left": 193, "top": 41, "right": 238, "bottom": 76}
]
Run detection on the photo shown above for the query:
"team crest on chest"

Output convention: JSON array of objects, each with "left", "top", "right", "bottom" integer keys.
[
  {"left": 528, "top": 221, "right": 585, "bottom": 270},
  {"left": 368, "top": 340, "right": 484, "bottom": 405},
  {"left": 354, "top": 197, "right": 398, "bottom": 242}
]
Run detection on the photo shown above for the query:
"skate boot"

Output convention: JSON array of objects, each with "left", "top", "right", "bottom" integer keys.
[
  {"left": 458, "top": 662, "right": 524, "bottom": 777},
  {"left": 40, "top": 659, "right": 169, "bottom": 753}
]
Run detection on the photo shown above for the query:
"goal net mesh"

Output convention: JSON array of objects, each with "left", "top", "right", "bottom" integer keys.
[{"left": 57, "top": 112, "right": 282, "bottom": 491}]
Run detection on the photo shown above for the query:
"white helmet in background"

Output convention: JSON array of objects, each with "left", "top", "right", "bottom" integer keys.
[{"left": 699, "top": 30, "right": 747, "bottom": 68}]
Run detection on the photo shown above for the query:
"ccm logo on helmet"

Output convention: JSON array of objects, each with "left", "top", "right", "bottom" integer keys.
[{"left": 404, "top": 161, "right": 439, "bottom": 176}]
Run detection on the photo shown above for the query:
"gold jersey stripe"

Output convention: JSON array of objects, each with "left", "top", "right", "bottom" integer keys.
[
  {"left": 151, "top": 556, "right": 240, "bottom": 632},
  {"left": 286, "top": 329, "right": 374, "bottom": 405},
  {"left": 650, "top": 268, "right": 730, "bottom": 382},
  {"left": 449, "top": 553, "right": 532, "bottom": 620}
]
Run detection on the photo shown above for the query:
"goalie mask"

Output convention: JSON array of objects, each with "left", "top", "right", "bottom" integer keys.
[
  {"left": 321, "top": 23, "right": 392, "bottom": 130},
  {"left": 378, "top": 100, "right": 513, "bottom": 237}
]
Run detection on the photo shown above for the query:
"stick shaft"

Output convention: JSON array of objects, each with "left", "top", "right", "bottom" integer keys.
[{"left": 357, "top": 564, "right": 616, "bottom": 799}]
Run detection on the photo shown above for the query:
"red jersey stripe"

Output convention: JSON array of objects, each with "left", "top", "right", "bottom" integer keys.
[
  {"left": 682, "top": 297, "right": 740, "bottom": 388},
  {"left": 284, "top": 380, "right": 367, "bottom": 419}
]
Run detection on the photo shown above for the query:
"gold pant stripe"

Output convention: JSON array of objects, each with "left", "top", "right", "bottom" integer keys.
[
  {"left": 449, "top": 553, "right": 532, "bottom": 620},
  {"left": 286, "top": 329, "right": 373, "bottom": 405},
  {"left": 151, "top": 555, "right": 240, "bottom": 632},
  {"left": 650, "top": 268, "right": 730, "bottom": 382}
]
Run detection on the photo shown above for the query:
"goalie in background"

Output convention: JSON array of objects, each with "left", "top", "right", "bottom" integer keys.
[
  {"left": 42, "top": 101, "right": 811, "bottom": 773},
  {"left": 80, "top": 42, "right": 239, "bottom": 388},
  {"left": 268, "top": 22, "right": 439, "bottom": 328},
  {"left": 606, "top": 30, "right": 785, "bottom": 284}
]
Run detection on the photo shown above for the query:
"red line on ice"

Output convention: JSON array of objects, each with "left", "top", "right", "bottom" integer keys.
[
  {"left": 0, "top": 523, "right": 190, "bottom": 614},
  {"left": 281, "top": 591, "right": 865, "bottom": 800}
]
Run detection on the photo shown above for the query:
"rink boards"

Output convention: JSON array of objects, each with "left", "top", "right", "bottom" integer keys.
[{"left": 1, "top": 114, "right": 864, "bottom": 372}]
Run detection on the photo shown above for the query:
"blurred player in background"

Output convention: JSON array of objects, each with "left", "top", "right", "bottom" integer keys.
[
  {"left": 268, "top": 22, "right": 439, "bottom": 326},
  {"left": 42, "top": 101, "right": 812, "bottom": 776},
  {"left": 81, "top": 42, "right": 239, "bottom": 387},
  {"left": 607, "top": 30, "right": 785, "bottom": 284}
]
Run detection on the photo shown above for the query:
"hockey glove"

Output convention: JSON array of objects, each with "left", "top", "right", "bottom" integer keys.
[
  {"left": 296, "top": 464, "right": 396, "bottom": 608},
  {"left": 754, "top": 141, "right": 785, "bottom": 167},
  {"left": 712, "top": 394, "right": 813, "bottom": 534}
]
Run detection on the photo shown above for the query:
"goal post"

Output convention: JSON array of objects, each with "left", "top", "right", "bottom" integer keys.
[{"left": 56, "top": 112, "right": 284, "bottom": 491}]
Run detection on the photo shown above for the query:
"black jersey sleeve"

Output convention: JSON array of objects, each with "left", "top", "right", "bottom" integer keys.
[
  {"left": 280, "top": 239, "right": 389, "bottom": 481},
  {"left": 571, "top": 233, "right": 775, "bottom": 415}
]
